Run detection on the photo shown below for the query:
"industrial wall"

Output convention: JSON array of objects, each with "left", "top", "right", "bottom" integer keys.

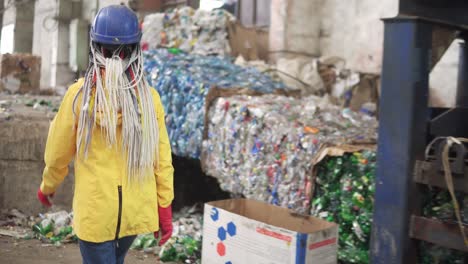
[
  {"left": 319, "top": 0, "right": 398, "bottom": 74},
  {"left": 320, "top": 0, "right": 458, "bottom": 107},
  {"left": 269, "top": 0, "right": 397, "bottom": 70},
  {"left": 270, "top": 0, "right": 459, "bottom": 107},
  {"left": 269, "top": 0, "right": 322, "bottom": 59}
]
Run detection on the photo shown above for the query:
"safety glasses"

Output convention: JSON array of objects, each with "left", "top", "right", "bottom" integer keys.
[{"left": 97, "top": 43, "right": 136, "bottom": 59}]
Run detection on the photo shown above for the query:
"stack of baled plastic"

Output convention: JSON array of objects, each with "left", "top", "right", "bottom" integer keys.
[
  {"left": 201, "top": 95, "right": 378, "bottom": 213},
  {"left": 141, "top": 7, "right": 235, "bottom": 56},
  {"left": 143, "top": 49, "right": 289, "bottom": 158}
]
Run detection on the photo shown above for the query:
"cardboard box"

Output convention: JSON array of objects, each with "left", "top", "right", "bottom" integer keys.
[{"left": 202, "top": 199, "right": 338, "bottom": 264}]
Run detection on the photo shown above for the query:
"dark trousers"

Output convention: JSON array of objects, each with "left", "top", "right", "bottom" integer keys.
[{"left": 79, "top": 235, "right": 137, "bottom": 264}]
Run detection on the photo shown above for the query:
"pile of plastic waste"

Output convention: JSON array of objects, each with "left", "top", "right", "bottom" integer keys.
[
  {"left": 24, "top": 98, "right": 59, "bottom": 112},
  {"left": 0, "top": 209, "right": 76, "bottom": 245},
  {"left": 234, "top": 56, "right": 284, "bottom": 84},
  {"left": 31, "top": 211, "right": 76, "bottom": 245},
  {"left": 275, "top": 57, "right": 325, "bottom": 96},
  {"left": 312, "top": 153, "right": 468, "bottom": 264},
  {"left": 419, "top": 188, "right": 468, "bottom": 263},
  {"left": 235, "top": 56, "right": 326, "bottom": 96},
  {"left": 0, "top": 99, "right": 12, "bottom": 117},
  {"left": 132, "top": 205, "right": 203, "bottom": 264},
  {"left": 0, "top": 95, "right": 61, "bottom": 121},
  {"left": 312, "top": 152, "right": 376, "bottom": 264},
  {"left": 144, "top": 49, "right": 290, "bottom": 158},
  {"left": 202, "top": 94, "right": 378, "bottom": 213},
  {"left": 142, "top": 7, "right": 235, "bottom": 56}
]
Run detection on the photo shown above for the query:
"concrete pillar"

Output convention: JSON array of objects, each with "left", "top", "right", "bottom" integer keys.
[
  {"left": 51, "top": 20, "right": 75, "bottom": 90},
  {"left": 33, "top": 0, "right": 76, "bottom": 90},
  {"left": 2, "top": 0, "right": 34, "bottom": 54},
  {"left": 33, "top": 0, "right": 55, "bottom": 89},
  {"left": 13, "top": 2, "right": 35, "bottom": 53}
]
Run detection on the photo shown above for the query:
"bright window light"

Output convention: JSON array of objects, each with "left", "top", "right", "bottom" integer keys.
[
  {"left": 199, "top": 0, "right": 224, "bottom": 11},
  {"left": 1, "top": 24, "right": 14, "bottom": 54}
]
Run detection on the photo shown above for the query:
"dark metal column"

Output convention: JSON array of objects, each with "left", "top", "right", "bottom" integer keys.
[
  {"left": 370, "top": 18, "right": 432, "bottom": 264},
  {"left": 456, "top": 34, "right": 468, "bottom": 108}
]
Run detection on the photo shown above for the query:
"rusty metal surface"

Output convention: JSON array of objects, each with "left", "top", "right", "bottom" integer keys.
[
  {"left": 414, "top": 161, "right": 468, "bottom": 193},
  {"left": 410, "top": 215, "right": 468, "bottom": 252}
]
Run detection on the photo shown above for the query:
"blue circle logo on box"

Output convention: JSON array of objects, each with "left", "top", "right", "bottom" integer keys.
[{"left": 211, "top": 208, "right": 219, "bottom": 222}]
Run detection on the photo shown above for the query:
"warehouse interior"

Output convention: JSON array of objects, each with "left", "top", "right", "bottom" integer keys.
[{"left": 0, "top": 0, "right": 467, "bottom": 263}]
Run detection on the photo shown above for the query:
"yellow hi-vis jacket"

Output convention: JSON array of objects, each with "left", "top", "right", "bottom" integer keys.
[{"left": 40, "top": 78, "right": 174, "bottom": 243}]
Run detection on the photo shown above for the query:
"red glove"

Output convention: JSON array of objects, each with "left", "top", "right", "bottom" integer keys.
[
  {"left": 154, "top": 205, "right": 173, "bottom": 246},
  {"left": 37, "top": 188, "right": 53, "bottom": 207}
]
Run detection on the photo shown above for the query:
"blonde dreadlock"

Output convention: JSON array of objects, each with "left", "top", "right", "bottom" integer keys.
[{"left": 73, "top": 42, "right": 159, "bottom": 183}]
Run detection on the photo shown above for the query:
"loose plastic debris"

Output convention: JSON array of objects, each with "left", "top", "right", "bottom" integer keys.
[
  {"left": 144, "top": 49, "right": 289, "bottom": 158},
  {"left": 235, "top": 56, "right": 326, "bottom": 96},
  {"left": 25, "top": 98, "right": 59, "bottom": 112},
  {"left": 142, "top": 7, "right": 235, "bottom": 56},
  {"left": 312, "top": 152, "right": 376, "bottom": 264},
  {"left": 312, "top": 153, "right": 468, "bottom": 264},
  {"left": 419, "top": 188, "right": 468, "bottom": 264},
  {"left": 0, "top": 95, "right": 61, "bottom": 121},
  {"left": 132, "top": 205, "right": 203, "bottom": 264},
  {"left": 0, "top": 209, "right": 30, "bottom": 227},
  {"left": 317, "top": 57, "right": 363, "bottom": 106},
  {"left": 32, "top": 211, "right": 76, "bottom": 245},
  {"left": 202, "top": 94, "right": 378, "bottom": 213},
  {"left": 276, "top": 57, "right": 325, "bottom": 95},
  {"left": 234, "top": 56, "right": 284, "bottom": 83},
  {"left": 0, "top": 209, "right": 35, "bottom": 239},
  {"left": 159, "top": 236, "right": 201, "bottom": 264}
]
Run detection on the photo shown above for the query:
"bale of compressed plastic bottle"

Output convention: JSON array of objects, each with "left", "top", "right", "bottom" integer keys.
[
  {"left": 143, "top": 49, "right": 290, "bottom": 159},
  {"left": 202, "top": 94, "right": 378, "bottom": 214}
]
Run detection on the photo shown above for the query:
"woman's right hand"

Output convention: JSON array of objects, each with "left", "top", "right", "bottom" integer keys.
[{"left": 37, "top": 188, "right": 54, "bottom": 207}]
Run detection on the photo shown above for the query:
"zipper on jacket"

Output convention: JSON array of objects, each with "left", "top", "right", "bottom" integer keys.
[{"left": 115, "top": 185, "right": 123, "bottom": 243}]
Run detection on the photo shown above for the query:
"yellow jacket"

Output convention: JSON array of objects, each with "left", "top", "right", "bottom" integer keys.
[{"left": 40, "top": 78, "right": 174, "bottom": 243}]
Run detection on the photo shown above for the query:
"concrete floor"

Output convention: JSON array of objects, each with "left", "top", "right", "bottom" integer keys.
[{"left": 0, "top": 235, "right": 161, "bottom": 264}]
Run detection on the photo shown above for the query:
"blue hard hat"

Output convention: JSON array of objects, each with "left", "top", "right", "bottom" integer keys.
[{"left": 91, "top": 5, "right": 141, "bottom": 45}]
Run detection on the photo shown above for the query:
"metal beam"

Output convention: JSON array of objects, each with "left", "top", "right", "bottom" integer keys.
[
  {"left": 430, "top": 108, "right": 468, "bottom": 137},
  {"left": 399, "top": 0, "right": 468, "bottom": 30},
  {"left": 370, "top": 18, "right": 433, "bottom": 264},
  {"left": 457, "top": 34, "right": 468, "bottom": 108}
]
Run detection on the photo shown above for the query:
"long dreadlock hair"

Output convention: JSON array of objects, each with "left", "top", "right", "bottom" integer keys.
[{"left": 73, "top": 41, "right": 159, "bottom": 183}]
